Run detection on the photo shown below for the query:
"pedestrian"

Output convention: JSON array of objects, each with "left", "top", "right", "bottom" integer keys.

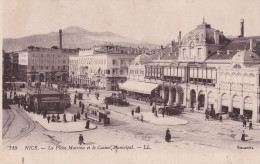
[
  {"left": 162, "top": 108, "right": 165, "bottom": 117},
  {"left": 47, "top": 115, "right": 51, "bottom": 123},
  {"left": 141, "top": 114, "right": 144, "bottom": 123},
  {"left": 77, "top": 111, "right": 81, "bottom": 119},
  {"left": 71, "top": 115, "right": 74, "bottom": 122},
  {"left": 85, "top": 112, "right": 88, "bottom": 119},
  {"left": 63, "top": 113, "right": 67, "bottom": 122},
  {"left": 79, "top": 101, "right": 82, "bottom": 108},
  {"left": 106, "top": 103, "right": 108, "bottom": 109},
  {"left": 57, "top": 114, "right": 60, "bottom": 122},
  {"left": 249, "top": 121, "right": 253, "bottom": 130},
  {"left": 74, "top": 114, "right": 77, "bottom": 122},
  {"left": 191, "top": 106, "right": 194, "bottom": 112},
  {"left": 74, "top": 98, "right": 76, "bottom": 104},
  {"left": 79, "top": 134, "right": 85, "bottom": 145},
  {"left": 85, "top": 120, "right": 90, "bottom": 129},
  {"left": 81, "top": 103, "right": 85, "bottom": 114},
  {"left": 154, "top": 110, "right": 158, "bottom": 117},
  {"left": 152, "top": 106, "right": 155, "bottom": 113},
  {"left": 219, "top": 114, "right": 223, "bottom": 122},
  {"left": 131, "top": 109, "right": 134, "bottom": 117},
  {"left": 243, "top": 119, "right": 247, "bottom": 127},
  {"left": 241, "top": 130, "right": 246, "bottom": 141},
  {"left": 165, "top": 128, "right": 171, "bottom": 142}
]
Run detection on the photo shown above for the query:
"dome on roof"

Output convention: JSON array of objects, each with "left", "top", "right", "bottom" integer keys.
[
  {"left": 181, "top": 20, "right": 229, "bottom": 45},
  {"left": 133, "top": 54, "right": 152, "bottom": 65},
  {"left": 231, "top": 50, "right": 260, "bottom": 63}
]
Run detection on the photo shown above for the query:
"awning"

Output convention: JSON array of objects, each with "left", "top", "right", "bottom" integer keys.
[{"left": 119, "top": 81, "right": 159, "bottom": 94}]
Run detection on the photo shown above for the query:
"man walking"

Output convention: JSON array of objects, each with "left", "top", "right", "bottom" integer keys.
[
  {"left": 131, "top": 109, "right": 134, "bottom": 117},
  {"left": 249, "top": 121, "right": 253, "bottom": 130},
  {"left": 141, "top": 114, "right": 144, "bottom": 123},
  {"left": 47, "top": 115, "right": 51, "bottom": 123},
  {"left": 243, "top": 119, "right": 247, "bottom": 127},
  {"left": 219, "top": 114, "right": 223, "bottom": 122}
]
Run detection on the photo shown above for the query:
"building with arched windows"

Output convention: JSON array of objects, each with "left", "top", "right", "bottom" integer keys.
[{"left": 144, "top": 19, "right": 260, "bottom": 122}]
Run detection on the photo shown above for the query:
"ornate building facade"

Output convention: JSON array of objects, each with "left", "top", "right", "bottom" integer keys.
[{"left": 145, "top": 19, "right": 260, "bottom": 122}]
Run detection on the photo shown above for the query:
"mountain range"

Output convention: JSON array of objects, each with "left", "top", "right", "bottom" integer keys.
[{"left": 3, "top": 26, "right": 158, "bottom": 51}]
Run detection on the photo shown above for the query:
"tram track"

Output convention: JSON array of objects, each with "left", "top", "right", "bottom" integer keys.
[
  {"left": 2, "top": 108, "right": 16, "bottom": 138},
  {"left": 3, "top": 105, "right": 36, "bottom": 149}
]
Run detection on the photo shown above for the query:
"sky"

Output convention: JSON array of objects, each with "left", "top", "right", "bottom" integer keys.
[{"left": 2, "top": 0, "right": 260, "bottom": 44}]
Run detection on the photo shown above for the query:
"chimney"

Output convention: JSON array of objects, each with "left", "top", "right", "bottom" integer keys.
[
  {"left": 59, "top": 29, "right": 62, "bottom": 50},
  {"left": 171, "top": 40, "right": 175, "bottom": 53},
  {"left": 178, "top": 31, "right": 182, "bottom": 43},
  {"left": 214, "top": 30, "right": 220, "bottom": 44},
  {"left": 240, "top": 19, "right": 244, "bottom": 38}
]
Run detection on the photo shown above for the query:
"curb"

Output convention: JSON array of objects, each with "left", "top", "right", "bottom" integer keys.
[{"left": 22, "top": 109, "right": 98, "bottom": 133}]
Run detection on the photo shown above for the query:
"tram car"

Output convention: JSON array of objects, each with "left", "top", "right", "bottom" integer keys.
[{"left": 87, "top": 104, "right": 110, "bottom": 125}]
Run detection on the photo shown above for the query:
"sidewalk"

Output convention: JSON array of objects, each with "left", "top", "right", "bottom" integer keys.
[{"left": 24, "top": 110, "right": 97, "bottom": 133}]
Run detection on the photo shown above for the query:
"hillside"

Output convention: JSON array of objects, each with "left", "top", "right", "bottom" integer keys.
[{"left": 3, "top": 26, "right": 157, "bottom": 51}]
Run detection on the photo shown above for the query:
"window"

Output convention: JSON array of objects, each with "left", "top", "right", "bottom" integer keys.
[
  {"left": 120, "top": 69, "right": 123, "bottom": 74},
  {"left": 112, "top": 59, "right": 116, "bottom": 65},
  {"left": 120, "top": 60, "right": 124, "bottom": 65},
  {"left": 52, "top": 66, "right": 54, "bottom": 70},
  {"left": 41, "top": 66, "right": 43, "bottom": 70},
  {"left": 63, "top": 66, "right": 66, "bottom": 70},
  {"left": 183, "top": 49, "right": 186, "bottom": 57},
  {"left": 63, "top": 60, "right": 66, "bottom": 64},
  {"left": 198, "top": 48, "right": 202, "bottom": 59},
  {"left": 46, "top": 66, "right": 48, "bottom": 70},
  {"left": 32, "top": 66, "right": 34, "bottom": 70},
  {"left": 58, "top": 66, "right": 60, "bottom": 70}
]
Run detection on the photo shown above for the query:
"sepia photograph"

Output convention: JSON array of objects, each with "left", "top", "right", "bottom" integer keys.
[{"left": 1, "top": 0, "right": 260, "bottom": 163}]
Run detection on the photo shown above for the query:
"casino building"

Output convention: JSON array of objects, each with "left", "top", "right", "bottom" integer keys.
[{"left": 144, "top": 19, "right": 260, "bottom": 122}]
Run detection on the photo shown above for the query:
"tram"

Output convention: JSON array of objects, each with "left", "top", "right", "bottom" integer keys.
[{"left": 87, "top": 104, "right": 110, "bottom": 125}]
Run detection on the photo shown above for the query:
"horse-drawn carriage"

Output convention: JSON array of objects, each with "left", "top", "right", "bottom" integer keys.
[
  {"left": 159, "top": 105, "right": 185, "bottom": 116},
  {"left": 104, "top": 95, "right": 129, "bottom": 106},
  {"left": 77, "top": 92, "right": 83, "bottom": 100}
]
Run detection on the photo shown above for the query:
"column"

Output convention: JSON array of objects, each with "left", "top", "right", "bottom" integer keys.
[
  {"left": 161, "top": 86, "right": 165, "bottom": 99},
  {"left": 176, "top": 89, "right": 179, "bottom": 105},
  {"left": 217, "top": 92, "right": 222, "bottom": 113},
  {"left": 240, "top": 94, "right": 244, "bottom": 116},
  {"left": 168, "top": 88, "right": 173, "bottom": 105},
  {"left": 204, "top": 92, "right": 208, "bottom": 113},
  {"left": 183, "top": 86, "right": 187, "bottom": 106},
  {"left": 228, "top": 90, "right": 232, "bottom": 113},
  {"left": 195, "top": 90, "right": 198, "bottom": 110}
]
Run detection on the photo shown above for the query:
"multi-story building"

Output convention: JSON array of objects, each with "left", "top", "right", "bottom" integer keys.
[
  {"left": 127, "top": 53, "right": 152, "bottom": 81},
  {"left": 18, "top": 50, "right": 28, "bottom": 81},
  {"left": 26, "top": 47, "right": 78, "bottom": 83},
  {"left": 142, "top": 19, "right": 260, "bottom": 123},
  {"left": 69, "top": 45, "right": 140, "bottom": 90},
  {"left": 69, "top": 48, "right": 94, "bottom": 85}
]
